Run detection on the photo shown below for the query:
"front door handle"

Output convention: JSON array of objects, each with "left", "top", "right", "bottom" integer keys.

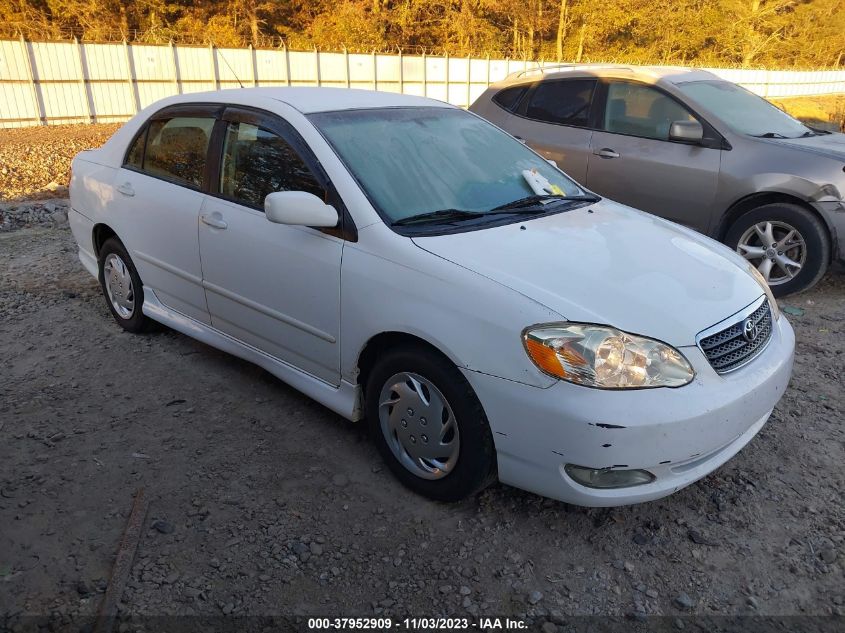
[
  {"left": 593, "top": 148, "right": 620, "bottom": 159},
  {"left": 200, "top": 213, "right": 228, "bottom": 230},
  {"left": 116, "top": 182, "right": 135, "bottom": 197}
]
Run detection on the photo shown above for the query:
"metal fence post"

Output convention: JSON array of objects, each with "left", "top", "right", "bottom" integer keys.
[
  {"left": 398, "top": 48, "right": 404, "bottom": 94},
  {"left": 314, "top": 47, "right": 321, "bottom": 87},
  {"left": 249, "top": 44, "right": 258, "bottom": 87},
  {"left": 74, "top": 37, "right": 93, "bottom": 123},
  {"left": 209, "top": 43, "right": 219, "bottom": 90},
  {"left": 19, "top": 34, "right": 45, "bottom": 125},
  {"left": 372, "top": 50, "right": 377, "bottom": 91},
  {"left": 123, "top": 39, "right": 139, "bottom": 114},
  {"left": 284, "top": 44, "right": 291, "bottom": 86},
  {"left": 344, "top": 47, "right": 350, "bottom": 88},
  {"left": 170, "top": 40, "right": 181, "bottom": 94},
  {"left": 466, "top": 54, "right": 471, "bottom": 108},
  {"left": 486, "top": 55, "right": 491, "bottom": 87},
  {"left": 422, "top": 52, "right": 427, "bottom": 97},
  {"left": 445, "top": 52, "right": 450, "bottom": 103}
]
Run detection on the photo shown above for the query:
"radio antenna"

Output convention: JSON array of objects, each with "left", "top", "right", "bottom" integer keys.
[{"left": 217, "top": 49, "right": 245, "bottom": 88}]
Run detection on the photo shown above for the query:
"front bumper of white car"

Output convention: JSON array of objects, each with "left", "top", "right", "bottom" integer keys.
[{"left": 463, "top": 315, "right": 795, "bottom": 507}]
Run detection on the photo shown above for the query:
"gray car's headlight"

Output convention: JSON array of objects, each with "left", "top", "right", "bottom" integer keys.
[
  {"left": 523, "top": 324, "right": 695, "bottom": 389},
  {"left": 747, "top": 264, "right": 780, "bottom": 320}
]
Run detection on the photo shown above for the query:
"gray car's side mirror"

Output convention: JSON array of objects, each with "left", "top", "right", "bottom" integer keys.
[
  {"left": 265, "top": 191, "right": 338, "bottom": 228},
  {"left": 669, "top": 120, "right": 704, "bottom": 143}
]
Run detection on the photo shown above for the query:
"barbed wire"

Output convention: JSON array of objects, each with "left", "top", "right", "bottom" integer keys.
[{"left": 2, "top": 26, "right": 844, "bottom": 71}]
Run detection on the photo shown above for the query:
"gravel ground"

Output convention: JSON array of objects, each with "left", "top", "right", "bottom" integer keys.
[
  {"left": 0, "top": 211, "right": 843, "bottom": 632},
  {"left": 0, "top": 124, "right": 121, "bottom": 201}
]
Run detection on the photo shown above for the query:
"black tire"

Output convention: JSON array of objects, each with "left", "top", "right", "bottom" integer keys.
[
  {"left": 724, "top": 202, "right": 830, "bottom": 297},
  {"left": 365, "top": 345, "right": 497, "bottom": 502},
  {"left": 98, "top": 237, "right": 153, "bottom": 333}
]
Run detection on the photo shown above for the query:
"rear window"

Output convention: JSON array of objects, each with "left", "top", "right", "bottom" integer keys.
[
  {"left": 141, "top": 117, "right": 215, "bottom": 188},
  {"left": 525, "top": 79, "right": 596, "bottom": 127},
  {"left": 492, "top": 86, "right": 528, "bottom": 112}
]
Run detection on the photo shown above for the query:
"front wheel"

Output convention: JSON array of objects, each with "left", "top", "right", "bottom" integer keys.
[
  {"left": 725, "top": 202, "right": 830, "bottom": 297},
  {"left": 365, "top": 346, "right": 497, "bottom": 502}
]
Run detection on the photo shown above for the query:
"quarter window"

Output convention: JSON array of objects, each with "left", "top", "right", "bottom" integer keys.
[
  {"left": 219, "top": 121, "right": 324, "bottom": 209},
  {"left": 525, "top": 79, "right": 596, "bottom": 127},
  {"left": 604, "top": 83, "right": 696, "bottom": 141},
  {"left": 125, "top": 128, "right": 146, "bottom": 169},
  {"left": 143, "top": 117, "right": 215, "bottom": 187},
  {"left": 492, "top": 86, "right": 528, "bottom": 112}
]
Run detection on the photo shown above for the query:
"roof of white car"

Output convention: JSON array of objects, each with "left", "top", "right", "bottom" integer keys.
[{"left": 161, "top": 87, "right": 454, "bottom": 114}]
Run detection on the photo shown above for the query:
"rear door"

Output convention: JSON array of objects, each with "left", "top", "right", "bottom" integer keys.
[
  {"left": 586, "top": 81, "right": 722, "bottom": 231},
  {"left": 499, "top": 78, "right": 598, "bottom": 183},
  {"left": 197, "top": 107, "right": 344, "bottom": 385},
  {"left": 114, "top": 105, "right": 219, "bottom": 324}
]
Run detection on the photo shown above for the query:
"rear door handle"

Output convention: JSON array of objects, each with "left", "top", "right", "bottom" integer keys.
[
  {"left": 116, "top": 182, "right": 135, "bottom": 197},
  {"left": 200, "top": 213, "right": 228, "bottom": 230},
  {"left": 513, "top": 135, "right": 527, "bottom": 144},
  {"left": 593, "top": 148, "right": 620, "bottom": 159}
]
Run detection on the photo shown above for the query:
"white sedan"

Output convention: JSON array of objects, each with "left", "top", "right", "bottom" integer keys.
[{"left": 68, "top": 88, "right": 794, "bottom": 506}]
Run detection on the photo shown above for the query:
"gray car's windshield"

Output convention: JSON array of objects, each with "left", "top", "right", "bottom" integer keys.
[
  {"left": 678, "top": 80, "right": 813, "bottom": 139},
  {"left": 309, "top": 107, "right": 587, "bottom": 224}
]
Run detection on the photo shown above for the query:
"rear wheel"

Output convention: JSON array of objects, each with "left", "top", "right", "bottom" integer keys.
[
  {"left": 365, "top": 345, "right": 497, "bottom": 501},
  {"left": 725, "top": 202, "right": 830, "bottom": 296},
  {"left": 98, "top": 237, "right": 153, "bottom": 333}
]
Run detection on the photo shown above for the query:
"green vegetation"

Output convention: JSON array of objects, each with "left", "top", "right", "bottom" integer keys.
[{"left": 1, "top": 1, "right": 843, "bottom": 68}]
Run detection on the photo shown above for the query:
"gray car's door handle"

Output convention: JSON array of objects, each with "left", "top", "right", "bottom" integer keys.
[
  {"left": 200, "top": 213, "right": 228, "bottom": 230},
  {"left": 593, "top": 148, "right": 620, "bottom": 159},
  {"left": 116, "top": 182, "right": 135, "bottom": 197}
]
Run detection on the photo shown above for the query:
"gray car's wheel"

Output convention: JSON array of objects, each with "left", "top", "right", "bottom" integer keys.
[
  {"left": 725, "top": 202, "right": 830, "bottom": 297},
  {"left": 365, "top": 345, "right": 497, "bottom": 501},
  {"left": 98, "top": 237, "right": 153, "bottom": 333}
]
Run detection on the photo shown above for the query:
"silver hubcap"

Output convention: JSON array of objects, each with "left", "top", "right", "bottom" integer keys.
[
  {"left": 378, "top": 372, "right": 460, "bottom": 480},
  {"left": 103, "top": 253, "right": 135, "bottom": 319},
  {"left": 737, "top": 221, "right": 806, "bottom": 286}
]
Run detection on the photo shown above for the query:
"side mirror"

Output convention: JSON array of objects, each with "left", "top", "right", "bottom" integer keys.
[
  {"left": 669, "top": 120, "right": 704, "bottom": 143},
  {"left": 264, "top": 191, "right": 338, "bottom": 228}
]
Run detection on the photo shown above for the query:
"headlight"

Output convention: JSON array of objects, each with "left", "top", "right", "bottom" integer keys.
[
  {"left": 523, "top": 324, "right": 695, "bottom": 389},
  {"left": 747, "top": 264, "right": 780, "bottom": 320}
]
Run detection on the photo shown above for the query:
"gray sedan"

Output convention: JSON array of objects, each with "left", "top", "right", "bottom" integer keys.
[{"left": 470, "top": 65, "right": 845, "bottom": 295}]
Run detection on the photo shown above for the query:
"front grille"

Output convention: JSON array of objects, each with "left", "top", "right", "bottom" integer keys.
[{"left": 699, "top": 299, "right": 773, "bottom": 373}]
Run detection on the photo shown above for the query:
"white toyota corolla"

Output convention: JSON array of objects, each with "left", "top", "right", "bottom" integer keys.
[{"left": 68, "top": 88, "right": 794, "bottom": 506}]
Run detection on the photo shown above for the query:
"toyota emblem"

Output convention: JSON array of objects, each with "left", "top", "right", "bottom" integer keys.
[{"left": 742, "top": 318, "right": 759, "bottom": 343}]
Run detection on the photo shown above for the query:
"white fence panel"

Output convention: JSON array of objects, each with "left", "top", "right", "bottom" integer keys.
[{"left": 1, "top": 39, "right": 843, "bottom": 127}]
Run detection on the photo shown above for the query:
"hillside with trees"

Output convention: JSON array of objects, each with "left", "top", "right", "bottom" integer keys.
[{"left": 1, "top": 0, "right": 842, "bottom": 68}]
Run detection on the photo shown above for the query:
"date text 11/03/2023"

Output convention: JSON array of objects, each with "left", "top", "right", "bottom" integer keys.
[{"left": 307, "top": 617, "right": 529, "bottom": 630}]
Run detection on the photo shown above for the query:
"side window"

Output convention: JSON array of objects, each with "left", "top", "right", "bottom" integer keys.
[
  {"left": 125, "top": 127, "right": 146, "bottom": 169},
  {"left": 525, "top": 79, "right": 596, "bottom": 127},
  {"left": 219, "top": 121, "right": 324, "bottom": 209},
  {"left": 604, "top": 83, "right": 696, "bottom": 141},
  {"left": 492, "top": 86, "right": 528, "bottom": 112},
  {"left": 143, "top": 116, "right": 215, "bottom": 187}
]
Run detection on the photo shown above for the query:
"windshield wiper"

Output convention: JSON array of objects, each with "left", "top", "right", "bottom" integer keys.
[
  {"left": 753, "top": 132, "right": 788, "bottom": 138},
  {"left": 489, "top": 193, "right": 600, "bottom": 213},
  {"left": 392, "top": 209, "right": 485, "bottom": 226}
]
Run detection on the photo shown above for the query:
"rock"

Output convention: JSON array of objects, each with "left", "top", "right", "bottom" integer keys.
[
  {"left": 438, "top": 585, "right": 452, "bottom": 594},
  {"left": 541, "top": 623, "right": 558, "bottom": 633},
  {"left": 332, "top": 474, "right": 349, "bottom": 487},
  {"left": 747, "top": 596, "right": 759, "bottom": 609},
  {"left": 674, "top": 593, "right": 695, "bottom": 610},
  {"left": 646, "top": 588, "right": 659, "bottom": 599},
  {"left": 633, "top": 532, "right": 650, "bottom": 545},
  {"left": 459, "top": 586, "right": 471, "bottom": 596},
  {"left": 151, "top": 519, "right": 174, "bottom": 534},
  {"left": 527, "top": 590, "right": 543, "bottom": 605},
  {"left": 309, "top": 542, "right": 323, "bottom": 556},
  {"left": 76, "top": 580, "right": 90, "bottom": 596},
  {"left": 819, "top": 548, "right": 837, "bottom": 564},
  {"left": 781, "top": 306, "right": 805, "bottom": 316},
  {"left": 687, "top": 529, "right": 717, "bottom": 546}
]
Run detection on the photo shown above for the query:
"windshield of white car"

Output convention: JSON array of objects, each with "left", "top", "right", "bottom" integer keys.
[
  {"left": 678, "top": 80, "right": 814, "bottom": 139},
  {"left": 309, "top": 107, "right": 588, "bottom": 225}
]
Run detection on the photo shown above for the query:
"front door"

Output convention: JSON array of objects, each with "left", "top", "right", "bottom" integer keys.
[
  {"left": 198, "top": 109, "right": 343, "bottom": 385},
  {"left": 586, "top": 81, "right": 722, "bottom": 232}
]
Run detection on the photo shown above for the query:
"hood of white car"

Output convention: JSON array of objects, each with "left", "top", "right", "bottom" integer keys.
[{"left": 412, "top": 199, "right": 764, "bottom": 347}]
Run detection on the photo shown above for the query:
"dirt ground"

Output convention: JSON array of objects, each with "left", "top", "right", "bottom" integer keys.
[{"left": 0, "top": 212, "right": 843, "bottom": 632}]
